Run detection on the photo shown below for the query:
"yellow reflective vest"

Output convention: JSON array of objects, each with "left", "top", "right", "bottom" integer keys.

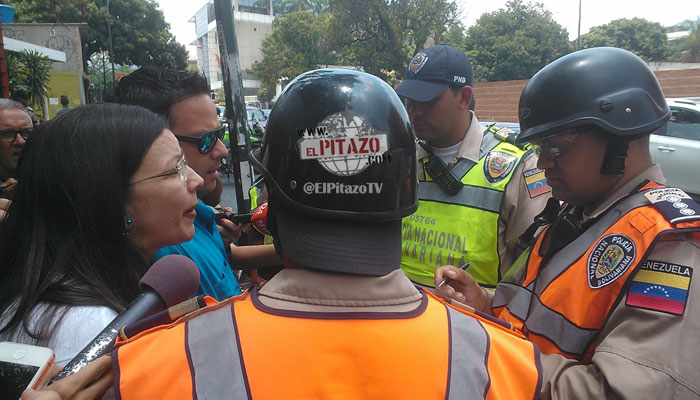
[{"left": 401, "top": 129, "right": 529, "bottom": 287}]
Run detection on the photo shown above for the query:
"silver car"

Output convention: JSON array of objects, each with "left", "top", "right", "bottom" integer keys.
[{"left": 651, "top": 99, "right": 700, "bottom": 198}]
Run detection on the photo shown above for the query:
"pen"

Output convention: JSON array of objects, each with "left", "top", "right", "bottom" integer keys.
[{"left": 437, "top": 262, "right": 471, "bottom": 288}]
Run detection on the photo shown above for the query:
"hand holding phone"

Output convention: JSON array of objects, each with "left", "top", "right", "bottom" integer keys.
[
  {"left": 0, "top": 341, "right": 55, "bottom": 400},
  {"left": 21, "top": 356, "right": 113, "bottom": 400}
]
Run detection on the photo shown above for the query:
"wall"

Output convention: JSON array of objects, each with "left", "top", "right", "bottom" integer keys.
[
  {"left": 473, "top": 68, "right": 700, "bottom": 123},
  {"left": 2, "top": 23, "right": 86, "bottom": 119}
]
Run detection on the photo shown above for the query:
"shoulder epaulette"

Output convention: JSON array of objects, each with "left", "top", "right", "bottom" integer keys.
[
  {"left": 643, "top": 187, "right": 700, "bottom": 224},
  {"left": 482, "top": 124, "right": 528, "bottom": 150}
]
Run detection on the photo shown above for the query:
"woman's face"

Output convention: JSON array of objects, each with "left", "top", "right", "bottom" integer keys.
[{"left": 126, "top": 129, "right": 203, "bottom": 256}]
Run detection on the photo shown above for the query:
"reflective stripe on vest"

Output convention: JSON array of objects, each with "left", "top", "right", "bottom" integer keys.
[
  {"left": 186, "top": 305, "right": 247, "bottom": 400},
  {"left": 113, "top": 290, "right": 541, "bottom": 399},
  {"left": 402, "top": 135, "right": 528, "bottom": 287},
  {"left": 493, "top": 185, "right": 700, "bottom": 359}
]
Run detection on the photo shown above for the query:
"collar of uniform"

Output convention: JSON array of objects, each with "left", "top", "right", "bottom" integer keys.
[
  {"left": 257, "top": 268, "right": 423, "bottom": 312},
  {"left": 417, "top": 111, "right": 481, "bottom": 164},
  {"left": 583, "top": 164, "right": 666, "bottom": 221}
]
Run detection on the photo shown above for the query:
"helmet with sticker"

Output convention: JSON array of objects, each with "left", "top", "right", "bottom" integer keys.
[{"left": 249, "top": 69, "right": 418, "bottom": 221}]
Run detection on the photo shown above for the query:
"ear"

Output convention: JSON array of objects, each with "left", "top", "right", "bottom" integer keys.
[{"left": 457, "top": 86, "right": 473, "bottom": 111}]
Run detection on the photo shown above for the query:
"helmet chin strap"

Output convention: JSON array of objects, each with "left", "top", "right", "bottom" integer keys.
[{"left": 601, "top": 137, "right": 628, "bottom": 175}]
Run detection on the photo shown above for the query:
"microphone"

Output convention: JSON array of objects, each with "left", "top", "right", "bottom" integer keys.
[
  {"left": 216, "top": 202, "right": 271, "bottom": 236},
  {"left": 52, "top": 254, "right": 200, "bottom": 380}
]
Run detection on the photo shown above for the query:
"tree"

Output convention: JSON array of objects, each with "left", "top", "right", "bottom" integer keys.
[
  {"left": 579, "top": 18, "right": 672, "bottom": 61},
  {"left": 677, "top": 18, "right": 700, "bottom": 62},
  {"left": 326, "top": 0, "right": 460, "bottom": 79},
  {"left": 249, "top": 11, "right": 336, "bottom": 102},
  {"left": 464, "top": 0, "right": 571, "bottom": 82},
  {"left": 7, "top": 50, "right": 52, "bottom": 117},
  {"left": 442, "top": 23, "right": 468, "bottom": 53},
  {"left": 12, "top": 0, "right": 187, "bottom": 69}
]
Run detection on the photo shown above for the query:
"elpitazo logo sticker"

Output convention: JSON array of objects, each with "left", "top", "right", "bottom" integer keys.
[
  {"left": 298, "top": 112, "right": 388, "bottom": 177},
  {"left": 587, "top": 234, "right": 636, "bottom": 289},
  {"left": 483, "top": 151, "right": 517, "bottom": 184}
]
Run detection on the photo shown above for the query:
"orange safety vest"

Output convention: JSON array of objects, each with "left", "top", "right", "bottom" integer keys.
[
  {"left": 113, "top": 289, "right": 541, "bottom": 399},
  {"left": 493, "top": 182, "right": 700, "bottom": 362}
]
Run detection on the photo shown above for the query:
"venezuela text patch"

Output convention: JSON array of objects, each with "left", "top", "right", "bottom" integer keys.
[{"left": 626, "top": 260, "right": 692, "bottom": 315}]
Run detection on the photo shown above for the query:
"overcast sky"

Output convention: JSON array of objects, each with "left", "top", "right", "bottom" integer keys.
[{"left": 158, "top": 0, "right": 700, "bottom": 59}]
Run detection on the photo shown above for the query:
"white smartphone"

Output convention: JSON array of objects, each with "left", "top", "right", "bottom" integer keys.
[{"left": 0, "top": 341, "right": 55, "bottom": 399}]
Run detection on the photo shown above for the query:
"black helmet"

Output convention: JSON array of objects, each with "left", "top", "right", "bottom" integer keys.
[
  {"left": 249, "top": 69, "right": 417, "bottom": 221},
  {"left": 517, "top": 47, "right": 670, "bottom": 143}
]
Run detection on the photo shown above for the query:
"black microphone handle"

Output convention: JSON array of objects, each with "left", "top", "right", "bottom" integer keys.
[{"left": 52, "top": 290, "right": 164, "bottom": 381}]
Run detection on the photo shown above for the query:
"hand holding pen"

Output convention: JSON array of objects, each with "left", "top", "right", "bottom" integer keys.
[
  {"left": 434, "top": 262, "right": 490, "bottom": 313},
  {"left": 437, "top": 262, "right": 470, "bottom": 288}
]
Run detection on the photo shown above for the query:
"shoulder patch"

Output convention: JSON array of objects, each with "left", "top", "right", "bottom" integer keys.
[
  {"left": 587, "top": 234, "right": 636, "bottom": 289},
  {"left": 483, "top": 151, "right": 517, "bottom": 184},
  {"left": 523, "top": 168, "right": 551, "bottom": 198},
  {"left": 644, "top": 187, "right": 700, "bottom": 224},
  {"left": 626, "top": 260, "right": 692, "bottom": 315}
]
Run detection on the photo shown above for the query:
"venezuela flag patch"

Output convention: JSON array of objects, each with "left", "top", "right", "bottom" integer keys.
[{"left": 626, "top": 260, "right": 692, "bottom": 315}]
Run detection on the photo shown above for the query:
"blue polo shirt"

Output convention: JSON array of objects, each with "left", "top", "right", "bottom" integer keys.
[{"left": 153, "top": 201, "right": 241, "bottom": 301}]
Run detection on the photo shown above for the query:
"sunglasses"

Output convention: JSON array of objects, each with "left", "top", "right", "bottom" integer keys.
[
  {"left": 0, "top": 128, "right": 32, "bottom": 143},
  {"left": 175, "top": 125, "right": 226, "bottom": 154},
  {"left": 128, "top": 153, "right": 188, "bottom": 185},
  {"left": 531, "top": 130, "right": 583, "bottom": 159}
]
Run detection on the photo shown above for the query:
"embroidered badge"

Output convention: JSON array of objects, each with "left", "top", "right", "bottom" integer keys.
[
  {"left": 587, "top": 234, "right": 636, "bottom": 289},
  {"left": 523, "top": 168, "right": 551, "bottom": 198},
  {"left": 643, "top": 187, "right": 700, "bottom": 224},
  {"left": 626, "top": 260, "right": 692, "bottom": 315},
  {"left": 408, "top": 52, "right": 429, "bottom": 74},
  {"left": 483, "top": 151, "right": 517, "bottom": 184}
]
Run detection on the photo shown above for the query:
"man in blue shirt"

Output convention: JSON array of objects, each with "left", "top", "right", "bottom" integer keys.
[{"left": 106, "top": 68, "right": 241, "bottom": 300}]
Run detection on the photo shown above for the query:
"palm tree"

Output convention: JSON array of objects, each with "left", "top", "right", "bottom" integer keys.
[{"left": 20, "top": 50, "right": 52, "bottom": 116}]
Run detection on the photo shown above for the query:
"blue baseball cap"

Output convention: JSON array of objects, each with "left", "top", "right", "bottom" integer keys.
[{"left": 395, "top": 45, "right": 473, "bottom": 102}]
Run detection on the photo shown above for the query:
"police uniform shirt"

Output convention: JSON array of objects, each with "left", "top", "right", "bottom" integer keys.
[
  {"left": 539, "top": 165, "right": 700, "bottom": 399},
  {"left": 416, "top": 112, "right": 551, "bottom": 279}
]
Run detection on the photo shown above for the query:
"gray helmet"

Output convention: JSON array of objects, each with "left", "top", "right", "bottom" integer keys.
[{"left": 517, "top": 47, "right": 670, "bottom": 143}]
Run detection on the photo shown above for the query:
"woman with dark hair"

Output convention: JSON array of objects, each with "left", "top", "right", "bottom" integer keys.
[{"left": 0, "top": 103, "right": 203, "bottom": 365}]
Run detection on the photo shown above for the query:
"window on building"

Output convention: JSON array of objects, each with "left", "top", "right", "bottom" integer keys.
[{"left": 239, "top": 0, "right": 269, "bottom": 15}]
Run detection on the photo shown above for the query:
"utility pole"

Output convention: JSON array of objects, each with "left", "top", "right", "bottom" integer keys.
[
  {"left": 577, "top": 0, "right": 582, "bottom": 50},
  {"left": 107, "top": 0, "right": 116, "bottom": 86},
  {"left": 214, "top": 0, "right": 252, "bottom": 213},
  {"left": 0, "top": 19, "right": 9, "bottom": 98}
]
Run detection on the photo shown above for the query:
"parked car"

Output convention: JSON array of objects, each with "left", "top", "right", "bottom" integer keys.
[
  {"left": 650, "top": 99, "right": 700, "bottom": 198},
  {"left": 246, "top": 106, "right": 267, "bottom": 129}
]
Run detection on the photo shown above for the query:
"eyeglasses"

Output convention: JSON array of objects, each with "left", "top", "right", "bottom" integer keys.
[
  {"left": 0, "top": 128, "right": 32, "bottom": 143},
  {"left": 531, "top": 130, "right": 582, "bottom": 159},
  {"left": 128, "top": 153, "right": 188, "bottom": 185},
  {"left": 174, "top": 125, "right": 226, "bottom": 154}
]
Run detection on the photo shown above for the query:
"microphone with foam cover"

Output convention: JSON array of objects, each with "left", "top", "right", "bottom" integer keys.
[{"left": 52, "top": 254, "right": 200, "bottom": 380}]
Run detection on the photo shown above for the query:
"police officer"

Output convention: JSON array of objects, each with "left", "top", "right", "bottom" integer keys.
[
  {"left": 396, "top": 45, "right": 550, "bottom": 288},
  {"left": 436, "top": 47, "right": 700, "bottom": 398},
  {"left": 110, "top": 69, "right": 541, "bottom": 399}
]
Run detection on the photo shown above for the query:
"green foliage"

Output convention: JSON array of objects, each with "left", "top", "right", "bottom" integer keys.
[
  {"left": 7, "top": 51, "right": 52, "bottom": 114},
  {"left": 12, "top": 0, "right": 187, "bottom": 69},
  {"left": 326, "top": 0, "right": 460, "bottom": 79},
  {"left": 6, "top": 53, "right": 29, "bottom": 94},
  {"left": 249, "top": 11, "right": 336, "bottom": 102},
  {"left": 464, "top": 0, "right": 571, "bottom": 82},
  {"left": 272, "top": 0, "right": 329, "bottom": 15},
  {"left": 86, "top": 51, "right": 134, "bottom": 101},
  {"left": 677, "top": 18, "right": 700, "bottom": 62},
  {"left": 442, "top": 23, "right": 468, "bottom": 53},
  {"left": 579, "top": 18, "right": 672, "bottom": 61}
]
